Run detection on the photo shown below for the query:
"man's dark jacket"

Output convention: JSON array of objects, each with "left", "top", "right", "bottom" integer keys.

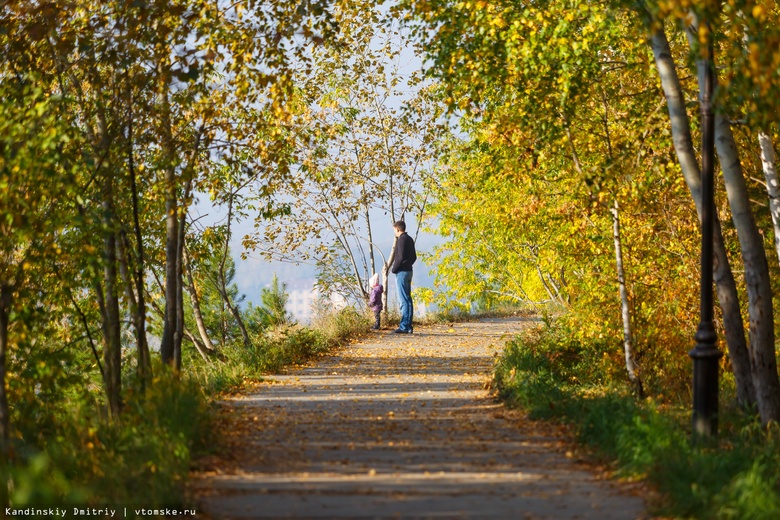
[{"left": 391, "top": 232, "right": 416, "bottom": 274}]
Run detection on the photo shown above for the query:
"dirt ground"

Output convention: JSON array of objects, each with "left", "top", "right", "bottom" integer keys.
[{"left": 189, "top": 317, "right": 649, "bottom": 519}]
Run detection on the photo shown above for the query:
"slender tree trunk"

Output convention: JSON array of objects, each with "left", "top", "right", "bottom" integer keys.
[
  {"left": 64, "top": 285, "right": 104, "bottom": 379},
  {"left": 611, "top": 201, "right": 643, "bottom": 394},
  {"left": 535, "top": 264, "right": 557, "bottom": 302},
  {"left": 0, "top": 284, "right": 12, "bottom": 468},
  {"left": 382, "top": 236, "right": 397, "bottom": 320},
  {"left": 545, "top": 273, "right": 564, "bottom": 302},
  {"left": 183, "top": 329, "right": 211, "bottom": 363},
  {"left": 174, "top": 179, "right": 193, "bottom": 371},
  {"left": 127, "top": 103, "right": 151, "bottom": 382},
  {"left": 160, "top": 185, "right": 178, "bottom": 366},
  {"left": 365, "top": 203, "right": 378, "bottom": 310},
  {"left": 684, "top": 22, "right": 780, "bottom": 423},
  {"left": 598, "top": 86, "right": 641, "bottom": 392},
  {"left": 218, "top": 192, "right": 251, "bottom": 348},
  {"left": 758, "top": 131, "right": 780, "bottom": 265},
  {"left": 219, "top": 284, "right": 250, "bottom": 347},
  {"left": 101, "top": 177, "right": 122, "bottom": 419},
  {"left": 160, "top": 86, "right": 178, "bottom": 367},
  {"left": 366, "top": 202, "right": 376, "bottom": 277},
  {"left": 116, "top": 233, "right": 136, "bottom": 301},
  {"left": 713, "top": 115, "right": 780, "bottom": 422},
  {"left": 649, "top": 26, "right": 756, "bottom": 408},
  {"left": 117, "top": 231, "right": 149, "bottom": 383},
  {"left": 184, "top": 249, "right": 217, "bottom": 354}
]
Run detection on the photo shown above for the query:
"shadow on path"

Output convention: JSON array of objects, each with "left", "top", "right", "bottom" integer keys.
[{"left": 191, "top": 319, "right": 647, "bottom": 520}]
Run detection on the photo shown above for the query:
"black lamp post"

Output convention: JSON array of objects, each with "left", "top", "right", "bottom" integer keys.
[{"left": 689, "top": 23, "right": 722, "bottom": 438}]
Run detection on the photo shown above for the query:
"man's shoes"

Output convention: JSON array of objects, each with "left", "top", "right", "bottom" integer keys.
[{"left": 392, "top": 328, "right": 411, "bottom": 334}]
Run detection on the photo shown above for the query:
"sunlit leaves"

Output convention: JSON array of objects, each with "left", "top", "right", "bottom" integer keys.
[
  {"left": 245, "top": 3, "right": 441, "bottom": 303},
  {"left": 402, "top": 0, "right": 709, "bottom": 393}
]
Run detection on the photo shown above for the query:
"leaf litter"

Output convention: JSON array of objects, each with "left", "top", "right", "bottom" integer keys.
[{"left": 190, "top": 318, "right": 650, "bottom": 519}]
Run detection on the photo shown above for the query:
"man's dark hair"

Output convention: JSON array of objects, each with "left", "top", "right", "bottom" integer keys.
[{"left": 393, "top": 221, "right": 406, "bottom": 232}]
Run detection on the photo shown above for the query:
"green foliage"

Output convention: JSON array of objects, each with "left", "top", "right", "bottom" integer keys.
[
  {"left": 245, "top": 274, "right": 292, "bottom": 334},
  {"left": 6, "top": 301, "right": 368, "bottom": 508},
  {"left": 251, "top": 328, "right": 329, "bottom": 373},
  {"left": 246, "top": 2, "right": 444, "bottom": 304},
  {"left": 418, "top": 294, "right": 535, "bottom": 324},
  {"left": 7, "top": 365, "right": 211, "bottom": 508},
  {"left": 494, "top": 322, "right": 780, "bottom": 519},
  {"left": 1, "top": 0, "right": 344, "bottom": 505},
  {"left": 407, "top": 0, "right": 708, "bottom": 399},
  {"left": 310, "top": 305, "right": 372, "bottom": 345},
  {"left": 7, "top": 452, "right": 88, "bottom": 506},
  {"left": 493, "top": 323, "right": 618, "bottom": 415}
]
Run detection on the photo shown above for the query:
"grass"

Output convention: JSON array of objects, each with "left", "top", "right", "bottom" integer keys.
[
  {"left": 493, "top": 322, "right": 780, "bottom": 519},
  {"left": 6, "top": 306, "right": 370, "bottom": 514}
]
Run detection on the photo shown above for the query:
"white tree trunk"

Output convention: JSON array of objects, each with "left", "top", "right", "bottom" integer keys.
[
  {"left": 382, "top": 236, "right": 398, "bottom": 320},
  {"left": 758, "top": 132, "right": 780, "bottom": 265},
  {"left": 184, "top": 250, "right": 217, "bottom": 355},
  {"left": 611, "top": 201, "right": 642, "bottom": 391},
  {"left": 649, "top": 26, "right": 756, "bottom": 408},
  {"left": 684, "top": 20, "right": 780, "bottom": 424},
  {"left": 713, "top": 116, "right": 780, "bottom": 423}
]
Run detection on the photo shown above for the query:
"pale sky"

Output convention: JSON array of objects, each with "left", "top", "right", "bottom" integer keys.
[{"left": 187, "top": 16, "right": 447, "bottom": 311}]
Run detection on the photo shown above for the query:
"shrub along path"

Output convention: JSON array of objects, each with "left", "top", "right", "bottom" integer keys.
[{"left": 190, "top": 317, "right": 648, "bottom": 519}]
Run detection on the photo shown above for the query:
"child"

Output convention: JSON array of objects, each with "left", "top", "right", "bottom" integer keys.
[{"left": 368, "top": 273, "right": 383, "bottom": 330}]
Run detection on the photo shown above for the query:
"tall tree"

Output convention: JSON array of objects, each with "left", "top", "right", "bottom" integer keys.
[
  {"left": 685, "top": 12, "right": 780, "bottom": 422},
  {"left": 247, "top": 4, "right": 441, "bottom": 306},
  {"left": 397, "top": 0, "right": 755, "bottom": 395},
  {"left": 0, "top": 78, "right": 75, "bottom": 468},
  {"left": 645, "top": 21, "right": 756, "bottom": 407}
]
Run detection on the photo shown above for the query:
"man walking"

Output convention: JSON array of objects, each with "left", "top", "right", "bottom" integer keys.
[{"left": 391, "top": 221, "right": 416, "bottom": 334}]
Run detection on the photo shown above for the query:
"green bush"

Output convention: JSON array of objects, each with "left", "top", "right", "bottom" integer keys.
[
  {"left": 7, "top": 365, "right": 211, "bottom": 510},
  {"left": 254, "top": 327, "right": 329, "bottom": 373},
  {"left": 493, "top": 321, "right": 780, "bottom": 519},
  {"left": 310, "top": 306, "right": 370, "bottom": 344},
  {"left": 6, "top": 303, "right": 370, "bottom": 510}
]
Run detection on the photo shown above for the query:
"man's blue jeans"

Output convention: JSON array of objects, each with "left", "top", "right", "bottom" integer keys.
[{"left": 396, "top": 270, "right": 413, "bottom": 331}]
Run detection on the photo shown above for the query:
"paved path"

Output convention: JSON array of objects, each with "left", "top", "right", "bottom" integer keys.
[{"left": 190, "top": 318, "right": 648, "bottom": 519}]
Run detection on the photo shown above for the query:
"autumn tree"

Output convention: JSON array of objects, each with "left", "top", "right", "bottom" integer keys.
[
  {"left": 637, "top": 0, "right": 780, "bottom": 421},
  {"left": 0, "top": 0, "right": 341, "bottom": 438},
  {"left": 246, "top": 3, "right": 441, "bottom": 308},
  {"left": 0, "top": 78, "right": 77, "bottom": 475},
  {"left": 397, "top": 0, "right": 770, "bottom": 399}
]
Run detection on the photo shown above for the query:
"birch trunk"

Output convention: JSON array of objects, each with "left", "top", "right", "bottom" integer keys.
[
  {"left": 611, "top": 201, "right": 643, "bottom": 393},
  {"left": 712, "top": 116, "right": 780, "bottom": 423},
  {"left": 684, "top": 22, "right": 780, "bottom": 423},
  {"left": 758, "top": 132, "right": 780, "bottom": 265},
  {"left": 536, "top": 265, "right": 556, "bottom": 302},
  {"left": 649, "top": 26, "right": 756, "bottom": 408},
  {"left": 183, "top": 329, "right": 212, "bottom": 363},
  {"left": 366, "top": 203, "right": 376, "bottom": 277},
  {"left": 184, "top": 249, "right": 217, "bottom": 354},
  {"left": 382, "top": 236, "right": 398, "bottom": 320}
]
